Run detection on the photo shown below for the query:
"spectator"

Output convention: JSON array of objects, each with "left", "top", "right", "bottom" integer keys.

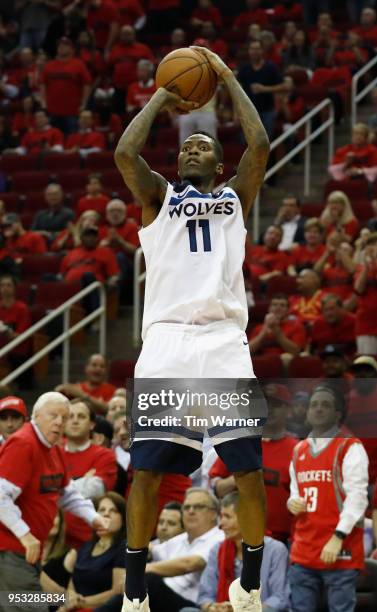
[
  {"left": 56, "top": 353, "right": 117, "bottom": 415},
  {"left": 0, "top": 392, "right": 108, "bottom": 603},
  {"left": 76, "top": 30, "right": 105, "bottom": 82},
  {"left": 287, "top": 391, "right": 310, "bottom": 439},
  {"left": 246, "top": 225, "right": 291, "bottom": 282},
  {"left": 353, "top": 231, "right": 377, "bottom": 355},
  {"left": 51, "top": 210, "right": 101, "bottom": 253},
  {"left": 289, "top": 269, "right": 324, "bottom": 325},
  {"left": 289, "top": 218, "right": 326, "bottom": 274},
  {"left": 314, "top": 240, "right": 356, "bottom": 308},
  {"left": 352, "top": 7, "right": 377, "bottom": 48},
  {"left": 347, "top": 356, "right": 377, "bottom": 484},
  {"left": 16, "top": 0, "right": 60, "bottom": 51},
  {"left": 117, "top": 0, "right": 146, "bottom": 29},
  {"left": 260, "top": 30, "right": 281, "bottom": 67},
  {"left": 40, "top": 510, "right": 70, "bottom": 594},
  {"left": 280, "top": 20, "right": 298, "bottom": 52},
  {"left": 331, "top": 31, "right": 368, "bottom": 72},
  {"left": 11, "top": 95, "right": 36, "bottom": 139},
  {"left": 9, "top": 109, "right": 64, "bottom": 155},
  {"left": 31, "top": 183, "right": 75, "bottom": 243},
  {"left": 146, "top": 0, "right": 180, "bottom": 34},
  {"left": 328, "top": 123, "right": 377, "bottom": 182},
  {"left": 92, "top": 415, "right": 114, "bottom": 448},
  {"left": 320, "top": 344, "right": 351, "bottom": 380},
  {"left": 233, "top": 0, "right": 268, "bottom": 29},
  {"left": 275, "top": 75, "right": 306, "bottom": 131},
  {"left": 180, "top": 491, "right": 290, "bottom": 612},
  {"left": 65, "top": 110, "right": 106, "bottom": 157},
  {"left": 41, "top": 37, "right": 92, "bottom": 134},
  {"left": 319, "top": 191, "right": 359, "bottom": 242},
  {"left": 86, "top": 0, "right": 120, "bottom": 54},
  {"left": 274, "top": 194, "right": 307, "bottom": 250},
  {"left": 107, "top": 393, "right": 127, "bottom": 422},
  {"left": 3, "top": 212, "right": 47, "bottom": 256},
  {"left": 190, "top": 0, "right": 222, "bottom": 30},
  {"left": 63, "top": 492, "right": 126, "bottom": 610},
  {"left": 77, "top": 174, "right": 109, "bottom": 218},
  {"left": 200, "top": 22, "right": 228, "bottom": 60},
  {"left": 282, "top": 29, "right": 316, "bottom": 71},
  {"left": 146, "top": 487, "right": 224, "bottom": 611},
  {"left": 155, "top": 502, "right": 184, "bottom": 545},
  {"left": 210, "top": 384, "right": 297, "bottom": 544},
  {"left": 288, "top": 385, "right": 369, "bottom": 612},
  {"left": 112, "top": 411, "right": 131, "bottom": 495},
  {"left": 248, "top": 293, "right": 306, "bottom": 361},
  {"left": 237, "top": 39, "right": 285, "bottom": 138},
  {"left": 273, "top": 1, "right": 302, "bottom": 23},
  {"left": 301, "top": 2, "right": 331, "bottom": 26},
  {"left": 0, "top": 274, "right": 32, "bottom": 388},
  {"left": 61, "top": 399, "right": 117, "bottom": 548},
  {"left": 0, "top": 396, "right": 27, "bottom": 445},
  {"left": 126, "top": 59, "right": 156, "bottom": 115},
  {"left": 108, "top": 25, "right": 154, "bottom": 94},
  {"left": 158, "top": 27, "right": 186, "bottom": 59},
  {"left": 93, "top": 94, "right": 122, "bottom": 147},
  {"left": 311, "top": 293, "right": 356, "bottom": 356},
  {"left": 177, "top": 85, "right": 218, "bottom": 145},
  {"left": 0, "top": 114, "right": 15, "bottom": 153}
]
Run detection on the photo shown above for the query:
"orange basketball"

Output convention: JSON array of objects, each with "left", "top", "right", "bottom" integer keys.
[{"left": 155, "top": 47, "right": 217, "bottom": 109}]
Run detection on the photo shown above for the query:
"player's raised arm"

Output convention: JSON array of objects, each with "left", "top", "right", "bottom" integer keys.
[
  {"left": 191, "top": 46, "right": 270, "bottom": 219},
  {"left": 114, "top": 89, "right": 198, "bottom": 224}
]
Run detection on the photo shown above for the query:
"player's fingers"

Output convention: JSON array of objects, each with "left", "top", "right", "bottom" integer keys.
[{"left": 190, "top": 45, "right": 209, "bottom": 56}]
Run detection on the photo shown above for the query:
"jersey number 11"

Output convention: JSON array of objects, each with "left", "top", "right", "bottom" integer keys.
[{"left": 186, "top": 220, "right": 212, "bottom": 252}]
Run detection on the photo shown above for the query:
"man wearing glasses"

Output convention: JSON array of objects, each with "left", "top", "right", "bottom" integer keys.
[{"left": 146, "top": 487, "right": 224, "bottom": 611}]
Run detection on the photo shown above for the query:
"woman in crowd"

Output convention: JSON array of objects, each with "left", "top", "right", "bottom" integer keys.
[
  {"left": 51, "top": 210, "right": 101, "bottom": 252},
  {"left": 320, "top": 190, "right": 359, "bottom": 241}
]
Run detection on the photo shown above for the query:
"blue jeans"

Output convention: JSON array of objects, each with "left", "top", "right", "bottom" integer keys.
[{"left": 289, "top": 564, "right": 359, "bottom": 612}]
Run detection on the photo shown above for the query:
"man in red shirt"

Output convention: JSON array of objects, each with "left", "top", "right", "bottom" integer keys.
[
  {"left": 56, "top": 353, "right": 117, "bottom": 415},
  {"left": 0, "top": 396, "right": 27, "bottom": 446},
  {"left": 65, "top": 110, "right": 106, "bottom": 157},
  {"left": 62, "top": 399, "right": 117, "bottom": 548},
  {"left": 210, "top": 384, "right": 297, "bottom": 543},
  {"left": 310, "top": 293, "right": 356, "bottom": 356},
  {"left": 329, "top": 123, "right": 377, "bottom": 182},
  {"left": 0, "top": 392, "right": 108, "bottom": 605},
  {"left": 352, "top": 7, "right": 377, "bottom": 48},
  {"left": 246, "top": 225, "right": 291, "bottom": 282},
  {"left": 248, "top": 293, "right": 306, "bottom": 362},
  {"left": 233, "top": 0, "right": 268, "bottom": 29},
  {"left": 87, "top": 0, "right": 120, "bottom": 54},
  {"left": 126, "top": 60, "right": 156, "bottom": 115},
  {"left": 288, "top": 385, "right": 368, "bottom": 612},
  {"left": 108, "top": 25, "right": 155, "bottom": 92},
  {"left": 16, "top": 109, "right": 63, "bottom": 155},
  {"left": 41, "top": 37, "right": 92, "bottom": 134},
  {"left": 3, "top": 213, "right": 47, "bottom": 256},
  {"left": 190, "top": 0, "right": 223, "bottom": 30},
  {"left": 117, "top": 0, "right": 146, "bottom": 29},
  {"left": 76, "top": 174, "right": 110, "bottom": 220},
  {"left": 289, "top": 269, "right": 324, "bottom": 326}
]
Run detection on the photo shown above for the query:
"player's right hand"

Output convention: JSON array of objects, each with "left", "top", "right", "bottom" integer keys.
[
  {"left": 287, "top": 497, "right": 307, "bottom": 515},
  {"left": 190, "top": 45, "right": 231, "bottom": 80},
  {"left": 159, "top": 88, "right": 199, "bottom": 114},
  {"left": 19, "top": 532, "right": 41, "bottom": 564}
]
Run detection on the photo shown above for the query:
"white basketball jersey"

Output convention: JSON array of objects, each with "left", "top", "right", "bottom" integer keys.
[{"left": 139, "top": 181, "right": 248, "bottom": 339}]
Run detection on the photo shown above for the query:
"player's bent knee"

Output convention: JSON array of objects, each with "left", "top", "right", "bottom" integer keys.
[
  {"left": 133, "top": 469, "right": 163, "bottom": 490},
  {"left": 233, "top": 469, "right": 265, "bottom": 493}
]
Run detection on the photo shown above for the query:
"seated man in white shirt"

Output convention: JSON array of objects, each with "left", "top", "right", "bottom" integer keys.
[
  {"left": 146, "top": 487, "right": 224, "bottom": 612},
  {"left": 274, "top": 195, "right": 306, "bottom": 250}
]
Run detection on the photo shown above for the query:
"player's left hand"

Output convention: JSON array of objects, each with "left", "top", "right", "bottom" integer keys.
[
  {"left": 190, "top": 45, "right": 232, "bottom": 80},
  {"left": 320, "top": 534, "right": 343, "bottom": 564}
]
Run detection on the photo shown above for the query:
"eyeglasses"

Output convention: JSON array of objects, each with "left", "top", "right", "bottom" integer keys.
[{"left": 182, "top": 503, "right": 216, "bottom": 513}]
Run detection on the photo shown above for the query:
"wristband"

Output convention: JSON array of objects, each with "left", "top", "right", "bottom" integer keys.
[{"left": 334, "top": 529, "right": 346, "bottom": 540}]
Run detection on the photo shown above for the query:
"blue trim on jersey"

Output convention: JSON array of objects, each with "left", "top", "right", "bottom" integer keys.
[{"left": 169, "top": 189, "right": 237, "bottom": 207}]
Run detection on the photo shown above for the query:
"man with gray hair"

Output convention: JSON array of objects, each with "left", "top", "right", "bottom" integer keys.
[
  {"left": 145, "top": 487, "right": 224, "bottom": 611},
  {"left": 0, "top": 392, "right": 109, "bottom": 610},
  {"left": 126, "top": 59, "right": 156, "bottom": 115}
]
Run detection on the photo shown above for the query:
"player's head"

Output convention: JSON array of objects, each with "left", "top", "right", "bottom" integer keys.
[{"left": 178, "top": 132, "right": 224, "bottom": 185}]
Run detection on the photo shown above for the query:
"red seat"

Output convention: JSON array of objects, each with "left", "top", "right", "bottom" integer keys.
[
  {"left": 21, "top": 254, "right": 63, "bottom": 280},
  {"left": 301, "top": 202, "right": 323, "bottom": 218},
  {"left": 154, "top": 127, "right": 178, "bottom": 147},
  {"left": 223, "top": 143, "right": 244, "bottom": 162},
  {"left": 1, "top": 154, "right": 39, "bottom": 174},
  {"left": 57, "top": 170, "right": 90, "bottom": 190},
  {"left": 21, "top": 191, "right": 45, "bottom": 212},
  {"left": 108, "top": 187, "right": 133, "bottom": 202},
  {"left": 288, "top": 355, "right": 324, "bottom": 378},
  {"left": 16, "top": 282, "right": 33, "bottom": 303},
  {"left": 34, "top": 281, "right": 81, "bottom": 308},
  {"left": 109, "top": 359, "right": 136, "bottom": 386},
  {"left": 266, "top": 275, "right": 297, "bottom": 299},
  {"left": 252, "top": 355, "right": 284, "bottom": 379},
  {"left": 30, "top": 304, "right": 47, "bottom": 323},
  {"left": 324, "top": 178, "right": 369, "bottom": 200},
  {"left": 142, "top": 148, "right": 169, "bottom": 166},
  {"left": 11, "top": 171, "right": 51, "bottom": 192},
  {"left": 218, "top": 125, "right": 242, "bottom": 142},
  {"left": 85, "top": 152, "right": 114, "bottom": 171},
  {"left": 44, "top": 153, "right": 82, "bottom": 172},
  {"left": 102, "top": 169, "right": 127, "bottom": 190},
  {"left": 0, "top": 192, "right": 20, "bottom": 211},
  {"left": 127, "top": 203, "right": 142, "bottom": 226},
  {"left": 352, "top": 200, "right": 374, "bottom": 223},
  {"left": 249, "top": 300, "right": 269, "bottom": 325}
]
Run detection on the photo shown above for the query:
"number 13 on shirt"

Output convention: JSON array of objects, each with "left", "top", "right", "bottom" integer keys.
[{"left": 186, "top": 220, "right": 212, "bottom": 252}]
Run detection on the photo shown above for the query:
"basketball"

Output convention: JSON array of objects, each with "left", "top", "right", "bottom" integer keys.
[{"left": 155, "top": 47, "right": 218, "bottom": 109}]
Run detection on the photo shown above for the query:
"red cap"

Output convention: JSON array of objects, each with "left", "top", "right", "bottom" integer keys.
[
  {"left": 0, "top": 396, "right": 27, "bottom": 418},
  {"left": 264, "top": 383, "right": 291, "bottom": 405}
]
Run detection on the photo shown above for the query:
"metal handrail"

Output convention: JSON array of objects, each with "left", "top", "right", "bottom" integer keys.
[
  {"left": 0, "top": 281, "right": 107, "bottom": 386},
  {"left": 351, "top": 54, "right": 377, "bottom": 129},
  {"left": 132, "top": 99, "right": 335, "bottom": 346}
]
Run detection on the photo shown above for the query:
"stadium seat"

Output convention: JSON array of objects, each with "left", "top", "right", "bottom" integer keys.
[
  {"left": 301, "top": 202, "right": 323, "bottom": 218},
  {"left": 21, "top": 191, "right": 47, "bottom": 212},
  {"left": 249, "top": 300, "right": 269, "bottom": 324},
  {"left": 266, "top": 275, "right": 297, "bottom": 298},
  {"left": 109, "top": 359, "right": 136, "bottom": 386},
  {"left": 34, "top": 281, "right": 81, "bottom": 309},
  {"left": 16, "top": 282, "right": 34, "bottom": 304},
  {"left": 11, "top": 171, "right": 52, "bottom": 192},
  {"left": 288, "top": 355, "right": 324, "bottom": 378},
  {"left": 0, "top": 192, "right": 20, "bottom": 211},
  {"left": 324, "top": 178, "right": 370, "bottom": 200},
  {"left": 85, "top": 152, "right": 114, "bottom": 171},
  {"left": 1, "top": 154, "right": 39, "bottom": 174},
  {"left": 352, "top": 200, "right": 374, "bottom": 223},
  {"left": 21, "top": 254, "right": 63, "bottom": 281},
  {"left": 102, "top": 169, "right": 127, "bottom": 190},
  {"left": 218, "top": 125, "right": 242, "bottom": 142},
  {"left": 44, "top": 153, "right": 82, "bottom": 172},
  {"left": 252, "top": 355, "right": 284, "bottom": 378},
  {"left": 57, "top": 170, "right": 90, "bottom": 190}
]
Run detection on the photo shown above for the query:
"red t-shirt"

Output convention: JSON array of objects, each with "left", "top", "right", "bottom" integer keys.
[
  {"left": 291, "top": 437, "right": 364, "bottom": 570},
  {"left": 347, "top": 388, "right": 377, "bottom": 483},
  {"left": 248, "top": 317, "right": 307, "bottom": 355},
  {"left": 311, "top": 312, "right": 356, "bottom": 353},
  {"left": 246, "top": 246, "right": 291, "bottom": 277},
  {"left": 273, "top": 2, "right": 302, "bottom": 21},
  {"left": 289, "top": 290, "right": 324, "bottom": 324},
  {"left": 60, "top": 246, "right": 119, "bottom": 283},
  {"left": 0, "top": 423, "right": 69, "bottom": 554},
  {"left": 76, "top": 194, "right": 110, "bottom": 219},
  {"left": 0, "top": 299, "right": 31, "bottom": 355},
  {"left": 290, "top": 245, "right": 326, "bottom": 271},
  {"left": 12, "top": 112, "right": 35, "bottom": 135},
  {"left": 78, "top": 48, "right": 105, "bottom": 78},
  {"left": 98, "top": 221, "right": 140, "bottom": 253},
  {"left": 322, "top": 265, "right": 354, "bottom": 300},
  {"left": 87, "top": 1, "right": 120, "bottom": 50},
  {"left": 42, "top": 58, "right": 92, "bottom": 117},
  {"left": 332, "top": 143, "right": 377, "bottom": 167},
  {"left": 63, "top": 444, "right": 117, "bottom": 547},
  {"left": 334, "top": 48, "right": 368, "bottom": 69},
  {"left": 233, "top": 9, "right": 268, "bottom": 28},
  {"left": 117, "top": 0, "right": 145, "bottom": 26},
  {"left": 354, "top": 264, "right": 377, "bottom": 336},
  {"left": 65, "top": 131, "right": 106, "bottom": 151},
  {"left": 126, "top": 81, "right": 156, "bottom": 110},
  {"left": 352, "top": 25, "right": 377, "bottom": 47},
  {"left": 191, "top": 6, "right": 222, "bottom": 28},
  {"left": 77, "top": 381, "right": 117, "bottom": 403},
  {"left": 109, "top": 42, "right": 155, "bottom": 89},
  {"left": 325, "top": 219, "right": 359, "bottom": 242},
  {"left": 21, "top": 127, "right": 64, "bottom": 154},
  {"left": 6, "top": 232, "right": 47, "bottom": 255}
]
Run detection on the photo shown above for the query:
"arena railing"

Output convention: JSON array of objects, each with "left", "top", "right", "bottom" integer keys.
[
  {"left": 351, "top": 54, "right": 377, "bottom": 129},
  {"left": 133, "top": 98, "right": 335, "bottom": 345},
  {"left": 0, "top": 281, "right": 106, "bottom": 386}
]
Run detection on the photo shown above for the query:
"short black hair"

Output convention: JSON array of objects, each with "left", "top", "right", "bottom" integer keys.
[
  {"left": 309, "top": 385, "right": 347, "bottom": 423},
  {"left": 162, "top": 501, "right": 183, "bottom": 527},
  {"left": 270, "top": 292, "right": 289, "bottom": 303},
  {"left": 189, "top": 131, "right": 224, "bottom": 162},
  {"left": 70, "top": 397, "right": 97, "bottom": 423}
]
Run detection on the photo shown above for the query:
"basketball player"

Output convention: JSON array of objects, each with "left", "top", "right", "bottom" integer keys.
[{"left": 114, "top": 46, "right": 270, "bottom": 611}]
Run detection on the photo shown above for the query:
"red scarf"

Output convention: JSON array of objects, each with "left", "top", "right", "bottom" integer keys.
[{"left": 216, "top": 539, "right": 237, "bottom": 602}]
